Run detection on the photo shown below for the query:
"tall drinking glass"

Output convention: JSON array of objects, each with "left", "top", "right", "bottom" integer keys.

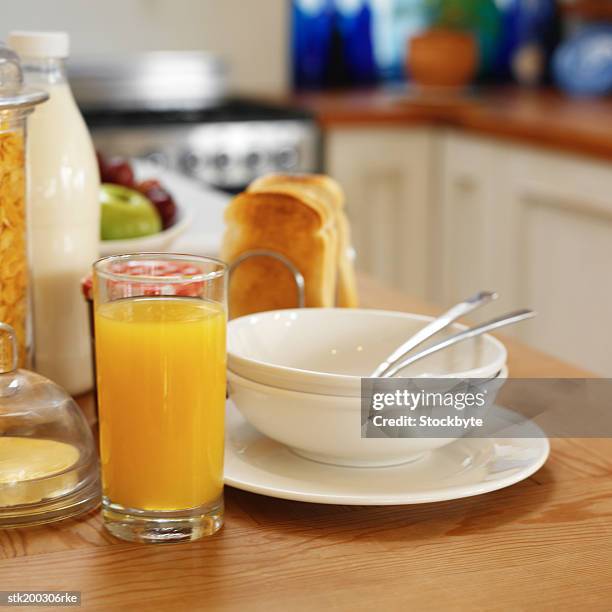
[{"left": 93, "top": 254, "right": 226, "bottom": 543}]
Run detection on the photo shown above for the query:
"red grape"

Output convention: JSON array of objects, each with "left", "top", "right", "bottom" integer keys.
[
  {"left": 102, "top": 158, "right": 135, "bottom": 188},
  {"left": 137, "top": 180, "right": 177, "bottom": 229}
]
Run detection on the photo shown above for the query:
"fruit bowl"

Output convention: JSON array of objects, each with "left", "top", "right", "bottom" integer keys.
[
  {"left": 98, "top": 159, "right": 194, "bottom": 256},
  {"left": 99, "top": 199, "right": 193, "bottom": 256}
]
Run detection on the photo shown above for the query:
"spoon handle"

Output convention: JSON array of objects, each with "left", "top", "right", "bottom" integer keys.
[
  {"left": 381, "top": 309, "right": 536, "bottom": 379},
  {"left": 371, "top": 290, "right": 498, "bottom": 377}
]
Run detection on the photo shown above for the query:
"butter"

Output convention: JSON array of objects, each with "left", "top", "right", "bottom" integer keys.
[{"left": 0, "top": 437, "right": 80, "bottom": 506}]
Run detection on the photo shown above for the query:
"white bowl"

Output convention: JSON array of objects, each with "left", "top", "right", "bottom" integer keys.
[
  {"left": 99, "top": 202, "right": 193, "bottom": 256},
  {"left": 228, "top": 368, "right": 507, "bottom": 468},
  {"left": 228, "top": 308, "right": 507, "bottom": 397}
]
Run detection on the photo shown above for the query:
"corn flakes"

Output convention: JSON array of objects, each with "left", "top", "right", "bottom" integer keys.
[{"left": 0, "top": 128, "right": 27, "bottom": 367}]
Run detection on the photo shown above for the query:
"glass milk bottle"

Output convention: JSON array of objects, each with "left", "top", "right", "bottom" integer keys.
[{"left": 9, "top": 31, "right": 100, "bottom": 395}]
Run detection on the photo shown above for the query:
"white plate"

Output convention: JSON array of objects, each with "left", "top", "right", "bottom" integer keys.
[{"left": 224, "top": 402, "right": 550, "bottom": 505}]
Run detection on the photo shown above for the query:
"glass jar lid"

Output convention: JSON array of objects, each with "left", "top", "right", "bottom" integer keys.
[{"left": 0, "top": 42, "right": 48, "bottom": 111}]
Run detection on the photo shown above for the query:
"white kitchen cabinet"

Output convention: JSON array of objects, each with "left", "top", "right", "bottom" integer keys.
[
  {"left": 325, "top": 127, "right": 437, "bottom": 298},
  {"left": 326, "top": 125, "right": 612, "bottom": 374},
  {"left": 439, "top": 132, "right": 612, "bottom": 375},
  {"left": 436, "top": 133, "right": 500, "bottom": 306}
]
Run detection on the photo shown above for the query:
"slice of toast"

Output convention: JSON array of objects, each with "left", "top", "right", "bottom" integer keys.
[
  {"left": 221, "top": 190, "right": 337, "bottom": 318},
  {"left": 248, "top": 174, "right": 358, "bottom": 307}
]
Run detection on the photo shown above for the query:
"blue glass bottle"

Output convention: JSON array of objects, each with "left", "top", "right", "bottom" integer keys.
[
  {"left": 292, "top": 0, "right": 335, "bottom": 89},
  {"left": 334, "top": 0, "right": 377, "bottom": 86},
  {"left": 494, "top": 0, "right": 559, "bottom": 84}
]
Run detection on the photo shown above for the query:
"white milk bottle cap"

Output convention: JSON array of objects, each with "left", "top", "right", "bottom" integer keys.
[{"left": 8, "top": 31, "right": 70, "bottom": 59}]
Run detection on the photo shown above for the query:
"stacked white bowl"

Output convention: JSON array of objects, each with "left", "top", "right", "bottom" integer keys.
[{"left": 228, "top": 308, "right": 507, "bottom": 467}]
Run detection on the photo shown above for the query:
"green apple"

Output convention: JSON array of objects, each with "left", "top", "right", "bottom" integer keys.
[{"left": 100, "top": 183, "right": 162, "bottom": 240}]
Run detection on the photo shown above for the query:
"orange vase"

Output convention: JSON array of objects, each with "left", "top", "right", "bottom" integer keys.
[{"left": 407, "top": 28, "right": 478, "bottom": 89}]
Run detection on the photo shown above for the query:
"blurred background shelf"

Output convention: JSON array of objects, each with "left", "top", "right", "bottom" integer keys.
[{"left": 561, "top": 0, "right": 612, "bottom": 20}]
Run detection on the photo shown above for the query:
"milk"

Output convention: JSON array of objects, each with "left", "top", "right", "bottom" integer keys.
[{"left": 24, "top": 74, "right": 99, "bottom": 394}]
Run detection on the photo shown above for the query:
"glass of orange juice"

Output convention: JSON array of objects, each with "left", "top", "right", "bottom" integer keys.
[{"left": 93, "top": 254, "right": 226, "bottom": 543}]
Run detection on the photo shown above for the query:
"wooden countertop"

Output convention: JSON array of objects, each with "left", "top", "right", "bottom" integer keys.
[
  {"left": 2, "top": 277, "right": 610, "bottom": 611},
  {"left": 293, "top": 86, "right": 612, "bottom": 162}
]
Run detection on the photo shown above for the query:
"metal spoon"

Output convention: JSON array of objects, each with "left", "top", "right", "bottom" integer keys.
[
  {"left": 371, "top": 290, "right": 498, "bottom": 378},
  {"left": 381, "top": 309, "right": 536, "bottom": 378}
]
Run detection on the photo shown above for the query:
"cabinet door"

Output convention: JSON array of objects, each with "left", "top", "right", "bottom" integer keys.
[
  {"left": 437, "top": 133, "right": 500, "bottom": 306},
  {"left": 440, "top": 133, "right": 612, "bottom": 374},
  {"left": 325, "top": 127, "right": 435, "bottom": 299},
  {"left": 499, "top": 145, "right": 612, "bottom": 375}
]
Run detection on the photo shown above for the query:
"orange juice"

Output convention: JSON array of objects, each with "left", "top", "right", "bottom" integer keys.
[{"left": 94, "top": 297, "right": 226, "bottom": 511}]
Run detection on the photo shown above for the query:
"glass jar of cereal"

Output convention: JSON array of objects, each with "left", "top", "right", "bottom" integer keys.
[{"left": 0, "top": 44, "right": 47, "bottom": 366}]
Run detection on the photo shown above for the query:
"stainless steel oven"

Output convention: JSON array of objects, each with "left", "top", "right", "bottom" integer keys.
[{"left": 69, "top": 52, "right": 321, "bottom": 193}]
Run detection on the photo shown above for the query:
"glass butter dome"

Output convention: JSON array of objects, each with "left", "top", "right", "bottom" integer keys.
[{"left": 0, "top": 323, "right": 100, "bottom": 527}]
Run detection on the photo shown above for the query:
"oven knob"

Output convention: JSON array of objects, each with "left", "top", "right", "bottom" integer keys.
[
  {"left": 180, "top": 151, "right": 200, "bottom": 175},
  {"left": 245, "top": 151, "right": 262, "bottom": 170},
  {"left": 212, "top": 152, "right": 230, "bottom": 171},
  {"left": 275, "top": 146, "right": 299, "bottom": 170},
  {"left": 141, "top": 150, "right": 169, "bottom": 167}
]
